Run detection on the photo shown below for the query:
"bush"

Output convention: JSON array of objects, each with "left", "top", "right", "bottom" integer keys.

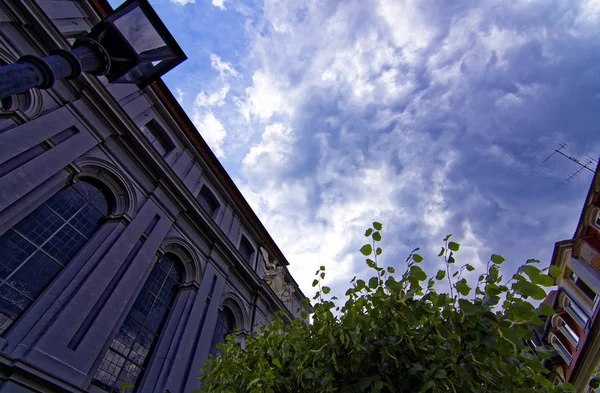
[{"left": 198, "top": 222, "right": 573, "bottom": 393}]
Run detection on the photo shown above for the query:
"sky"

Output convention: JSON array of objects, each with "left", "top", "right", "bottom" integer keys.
[{"left": 112, "top": 0, "right": 600, "bottom": 300}]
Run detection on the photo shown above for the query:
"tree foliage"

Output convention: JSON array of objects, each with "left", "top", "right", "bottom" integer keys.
[{"left": 198, "top": 223, "right": 573, "bottom": 393}]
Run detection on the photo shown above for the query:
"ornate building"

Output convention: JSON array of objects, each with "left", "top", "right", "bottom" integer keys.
[
  {"left": 0, "top": 0, "right": 306, "bottom": 392},
  {"left": 544, "top": 161, "right": 600, "bottom": 393}
]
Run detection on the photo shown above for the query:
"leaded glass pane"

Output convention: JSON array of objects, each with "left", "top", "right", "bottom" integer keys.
[
  {"left": 92, "top": 255, "right": 183, "bottom": 392},
  {"left": 90, "top": 193, "right": 109, "bottom": 215},
  {"left": 0, "top": 181, "right": 108, "bottom": 335},
  {"left": 209, "top": 308, "right": 236, "bottom": 358},
  {"left": 69, "top": 204, "right": 104, "bottom": 238},
  {"left": 144, "top": 301, "right": 167, "bottom": 333},
  {"left": 0, "top": 231, "right": 36, "bottom": 279},
  {"left": 8, "top": 252, "right": 62, "bottom": 298},
  {"left": 41, "top": 225, "right": 87, "bottom": 265},
  {"left": 45, "top": 187, "right": 86, "bottom": 220},
  {"left": 73, "top": 181, "right": 101, "bottom": 201},
  {"left": 14, "top": 205, "right": 63, "bottom": 246},
  {"left": 129, "top": 290, "right": 154, "bottom": 324}
]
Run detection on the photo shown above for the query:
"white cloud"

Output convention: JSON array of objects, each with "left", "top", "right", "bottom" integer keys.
[
  {"left": 212, "top": 0, "right": 227, "bottom": 10},
  {"left": 210, "top": 54, "right": 238, "bottom": 79},
  {"left": 170, "top": 0, "right": 194, "bottom": 5},
  {"left": 195, "top": 85, "right": 230, "bottom": 108},
  {"left": 176, "top": 88, "right": 185, "bottom": 104},
  {"left": 244, "top": 71, "right": 292, "bottom": 120},
  {"left": 193, "top": 112, "right": 227, "bottom": 157}
]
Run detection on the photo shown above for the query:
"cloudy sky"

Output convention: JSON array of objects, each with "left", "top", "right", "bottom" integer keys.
[{"left": 113, "top": 0, "right": 600, "bottom": 299}]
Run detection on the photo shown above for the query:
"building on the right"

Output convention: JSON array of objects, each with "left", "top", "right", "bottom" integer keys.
[{"left": 543, "top": 160, "right": 600, "bottom": 393}]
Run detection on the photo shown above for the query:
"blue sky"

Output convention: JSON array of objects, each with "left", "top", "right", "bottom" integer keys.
[{"left": 113, "top": 0, "right": 600, "bottom": 299}]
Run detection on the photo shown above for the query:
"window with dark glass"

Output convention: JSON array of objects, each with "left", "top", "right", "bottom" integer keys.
[
  {"left": 92, "top": 254, "right": 183, "bottom": 392},
  {"left": 568, "top": 270, "right": 596, "bottom": 302},
  {"left": 197, "top": 185, "right": 220, "bottom": 218},
  {"left": 140, "top": 119, "right": 174, "bottom": 157},
  {"left": 238, "top": 236, "right": 254, "bottom": 264},
  {"left": 209, "top": 307, "right": 236, "bottom": 358},
  {"left": 0, "top": 181, "right": 108, "bottom": 335}
]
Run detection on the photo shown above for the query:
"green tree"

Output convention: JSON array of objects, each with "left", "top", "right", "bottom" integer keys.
[{"left": 198, "top": 223, "right": 572, "bottom": 393}]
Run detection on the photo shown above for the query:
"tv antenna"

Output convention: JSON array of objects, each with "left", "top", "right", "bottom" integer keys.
[{"left": 542, "top": 143, "right": 596, "bottom": 181}]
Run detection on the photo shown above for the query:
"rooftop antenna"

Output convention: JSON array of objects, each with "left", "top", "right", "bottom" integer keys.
[{"left": 542, "top": 143, "right": 597, "bottom": 181}]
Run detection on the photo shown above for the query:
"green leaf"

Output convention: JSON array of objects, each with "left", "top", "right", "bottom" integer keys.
[
  {"left": 589, "top": 377, "right": 600, "bottom": 389},
  {"left": 455, "top": 279, "right": 471, "bottom": 296},
  {"left": 376, "top": 247, "right": 382, "bottom": 255},
  {"left": 443, "top": 234, "right": 452, "bottom": 242},
  {"left": 448, "top": 242, "right": 460, "bottom": 251},
  {"left": 120, "top": 381, "right": 134, "bottom": 393},
  {"left": 369, "top": 277, "right": 379, "bottom": 289},
  {"left": 320, "top": 265, "right": 326, "bottom": 271},
  {"left": 538, "top": 303, "right": 556, "bottom": 316},
  {"left": 320, "top": 272, "right": 325, "bottom": 279},
  {"left": 413, "top": 254, "right": 423, "bottom": 263},
  {"left": 312, "top": 279, "right": 319, "bottom": 287},
  {"left": 512, "top": 280, "right": 547, "bottom": 300},
  {"left": 435, "top": 270, "right": 446, "bottom": 280},
  {"left": 372, "top": 231, "right": 382, "bottom": 241},
  {"left": 272, "top": 358, "right": 282, "bottom": 368},
  {"left": 531, "top": 273, "right": 553, "bottom": 287},
  {"left": 365, "top": 228, "right": 373, "bottom": 237},
  {"left": 360, "top": 244, "right": 372, "bottom": 256},
  {"left": 433, "top": 369, "right": 447, "bottom": 379},
  {"left": 356, "top": 279, "right": 366, "bottom": 290},
  {"left": 491, "top": 254, "right": 505, "bottom": 264},
  {"left": 366, "top": 259, "right": 377, "bottom": 268},
  {"left": 466, "top": 264, "right": 475, "bottom": 272},
  {"left": 549, "top": 265, "right": 562, "bottom": 278},
  {"left": 322, "top": 286, "right": 331, "bottom": 294},
  {"left": 387, "top": 266, "right": 395, "bottom": 274},
  {"left": 373, "top": 222, "right": 382, "bottom": 230},
  {"left": 410, "top": 266, "right": 427, "bottom": 281}
]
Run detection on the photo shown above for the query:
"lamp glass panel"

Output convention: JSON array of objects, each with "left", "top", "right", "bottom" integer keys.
[{"left": 113, "top": 7, "right": 166, "bottom": 56}]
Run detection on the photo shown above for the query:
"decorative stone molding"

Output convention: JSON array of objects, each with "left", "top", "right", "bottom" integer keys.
[
  {"left": 73, "top": 156, "right": 138, "bottom": 219},
  {"left": 160, "top": 236, "right": 203, "bottom": 284},
  {"left": 220, "top": 292, "right": 249, "bottom": 332}
]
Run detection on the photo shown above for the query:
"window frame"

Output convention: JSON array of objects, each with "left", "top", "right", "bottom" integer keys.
[
  {"left": 197, "top": 184, "right": 221, "bottom": 219},
  {"left": 91, "top": 253, "right": 184, "bottom": 392},
  {"left": 238, "top": 235, "right": 255, "bottom": 265},
  {"left": 550, "top": 334, "right": 573, "bottom": 365},
  {"left": 0, "top": 181, "right": 109, "bottom": 335},
  {"left": 139, "top": 118, "right": 175, "bottom": 157}
]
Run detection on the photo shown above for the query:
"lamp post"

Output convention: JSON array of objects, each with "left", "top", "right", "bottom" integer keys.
[{"left": 0, "top": 0, "right": 186, "bottom": 101}]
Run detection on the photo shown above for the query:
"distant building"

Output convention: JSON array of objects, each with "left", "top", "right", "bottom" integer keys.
[
  {"left": 543, "top": 161, "right": 600, "bottom": 392},
  {"left": 0, "top": 0, "right": 306, "bottom": 392}
]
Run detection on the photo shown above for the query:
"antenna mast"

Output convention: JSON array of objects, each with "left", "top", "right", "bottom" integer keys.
[{"left": 542, "top": 144, "right": 597, "bottom": 181}]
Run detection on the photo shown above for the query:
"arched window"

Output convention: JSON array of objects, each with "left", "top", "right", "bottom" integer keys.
[
  {"left": 550, "top": 334, "right": 573, "bottom": 365},
  {"left": 92, "top": 254, "right": 183, "bottom": 392},
  {"left": 209, "top": 307, "right": 236, "bottom": 358},
  {"left": 0, "top": 180, "right": 108, "bottom": 335},
  {"left": 553, "top": 315, "right": 580, "bottom": 347}
]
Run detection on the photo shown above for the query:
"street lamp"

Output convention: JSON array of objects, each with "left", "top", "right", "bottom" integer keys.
[{"left": 0, "top": 0, "right": 186, "bottom": 101}]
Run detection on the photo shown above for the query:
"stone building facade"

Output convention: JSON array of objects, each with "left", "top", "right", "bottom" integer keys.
[
  {"left": 543, "top": 161, "right": 600, "bottom": 393},
  {"left": 0, "top": 0, "right": 306, "bottom": 392}
]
